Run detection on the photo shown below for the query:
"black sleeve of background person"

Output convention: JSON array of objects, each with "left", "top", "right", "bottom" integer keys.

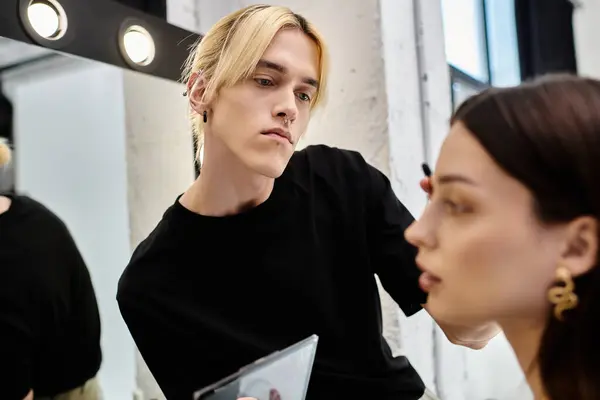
[
  {"left": 0, "top": 199, "right": 35, "bottom": 399},
  {"left": 30, "top": 198, "right": 102, "bottom": 375},
  {"left": 0, "top": 196, "right": 102, "bottom": 397},
  {"left": 365, "top": 162, "right": 427, "bottom": 316},
  {"left": 60, "top": 222, "right": 102, "bottom": 370},
  {"left": 0, "top": 268, "right": 34, "bottom": 399}
]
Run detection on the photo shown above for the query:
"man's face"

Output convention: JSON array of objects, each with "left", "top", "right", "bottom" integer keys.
[{"left": 198, "top": 28, "right": 320, "bottom": 178}]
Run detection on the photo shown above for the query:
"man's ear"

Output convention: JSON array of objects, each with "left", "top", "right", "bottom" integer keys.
[
  {"left": 560, "top": 216, "right": 598, "bottom": 277},
  {"left": 187, "top": 72, "right": 209, "bottom": 115}
]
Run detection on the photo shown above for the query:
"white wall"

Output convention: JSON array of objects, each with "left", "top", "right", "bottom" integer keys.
[
  {"left": 121, "top": 68, "right": 196, "bottom": 400},
  {"left": 573, "top": 0, "right": 600, "bottom": 80},
  {"left": 2, "top": 56, "right": 136, "bottom": 399}
]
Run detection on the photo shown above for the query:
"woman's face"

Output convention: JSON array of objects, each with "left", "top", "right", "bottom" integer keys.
[{"left": 405, "top": 122, "right": 567, "bottom": 326}]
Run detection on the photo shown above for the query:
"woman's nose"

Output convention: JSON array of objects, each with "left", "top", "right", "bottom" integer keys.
[{"left": 404, "top": 208, "right": 436, "bottom": 249}]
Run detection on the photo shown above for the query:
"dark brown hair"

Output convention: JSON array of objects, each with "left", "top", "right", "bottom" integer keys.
[{"left": 452, "top": 74, "right": 600, "bottom": 400}]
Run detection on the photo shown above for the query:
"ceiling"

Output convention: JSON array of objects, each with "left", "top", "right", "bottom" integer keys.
[{"left": 0, "top": 37, "right": 54, "bottom": 70}]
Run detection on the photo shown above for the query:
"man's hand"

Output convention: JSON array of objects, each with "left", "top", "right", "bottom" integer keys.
[
  {"left": 238, "top": 387, "right": 281, "bottom": 400},
  {"left": 23, "top": 390, "right": 33, "bottom": 400}
]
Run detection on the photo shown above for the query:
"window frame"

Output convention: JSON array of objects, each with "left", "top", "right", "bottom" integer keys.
[
  {"left": 445, "top": 0, "right": 520, "bottom": 110},
  {"left": 449, "top": 65, "right": 490, "bottom": 111}
]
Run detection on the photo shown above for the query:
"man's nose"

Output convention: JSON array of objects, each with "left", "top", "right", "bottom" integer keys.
[{"left": 274, "top": 89, "right": 298, "bottom": 123}]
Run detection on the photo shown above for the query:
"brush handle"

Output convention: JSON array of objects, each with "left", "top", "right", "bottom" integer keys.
[{"left": 421, "top": 163, "right": 432, "bottom": 177}]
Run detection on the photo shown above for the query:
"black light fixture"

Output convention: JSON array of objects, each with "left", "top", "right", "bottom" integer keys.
[{"left": 0, "top": 0, "right": 201, "bottom": 83}]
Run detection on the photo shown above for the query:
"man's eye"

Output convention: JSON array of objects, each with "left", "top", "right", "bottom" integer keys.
[
  {"left": 297, "top": 92, "right": 311, "bottom": 102},
  {"left": 255, "top": 78, "right": 273, "bottom": 86}
]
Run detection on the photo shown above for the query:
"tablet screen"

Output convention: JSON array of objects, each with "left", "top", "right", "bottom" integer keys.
[{"left": 193, "top": 335, "right": 318, "bottom": 400}]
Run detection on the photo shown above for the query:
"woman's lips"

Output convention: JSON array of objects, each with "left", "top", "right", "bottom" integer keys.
[{"left": 419, "top": 271, "right": 442, "bottom": 293}]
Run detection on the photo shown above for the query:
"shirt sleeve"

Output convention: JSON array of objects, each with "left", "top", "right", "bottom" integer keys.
[
  {"left": 0, "top": 272, "right": 33, "bottom": 399},
  {"left": 365, "top": 162, "right": 427, "bottom": 317},
  {"left": 117, "top": 278, "right": 215, "bottom": 400},
  {"left": 117, "top": 288, "right": 183, "bottom": 400},
  {"left": 64, "top": 226, "right": 102, "bottom": 365}
]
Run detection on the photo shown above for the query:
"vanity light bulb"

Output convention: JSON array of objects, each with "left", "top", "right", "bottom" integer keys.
[
  {"left": 123, "top": 26, "right": 155, "bottom": 66},
  {"left": 26, "top": 0, "right": 67, "bottom": 40}
]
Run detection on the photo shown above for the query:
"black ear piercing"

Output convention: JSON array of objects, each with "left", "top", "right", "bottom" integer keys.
[{"left": 180, "top": 91, "right": 206, "bottom": 123}]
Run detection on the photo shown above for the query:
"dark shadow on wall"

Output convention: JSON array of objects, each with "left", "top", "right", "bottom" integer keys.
[
  {"left": 514, "top": 0, "right": 578, "bottom": 80},
  {"left": 115, "top": 0, "right": 167, "bottom": 20}
]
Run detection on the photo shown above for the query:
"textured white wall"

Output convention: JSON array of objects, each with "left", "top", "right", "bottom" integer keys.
[{"left": 122, "top": 69, "right": 195, "bottom": 400}]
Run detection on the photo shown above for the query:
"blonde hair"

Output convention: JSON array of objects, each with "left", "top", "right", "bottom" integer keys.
[
  {"left": 0, "top": 139, "right": 11, "bottom": 168},
  {"left": 181, "top": 4, "right": 329, "bottom": 157}
]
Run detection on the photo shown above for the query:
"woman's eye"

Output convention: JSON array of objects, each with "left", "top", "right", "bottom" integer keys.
[
  {"left": 443, "top": 199, "right": 469, "bottom": 214},
  {"left": 255, "top": 78, "right": 273, "bottom": 86}
]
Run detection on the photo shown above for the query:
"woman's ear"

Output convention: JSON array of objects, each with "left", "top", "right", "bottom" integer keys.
[
  {"left": 187, "top": 72, "right": 209, "bottom": 115},
  {"left": 560, "top": 216, "right": 598, "bottom": 277}
]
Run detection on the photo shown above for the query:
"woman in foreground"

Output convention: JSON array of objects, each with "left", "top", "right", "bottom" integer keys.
[{"left": 406, "top": 74, "right": 600, "bottom": 400}]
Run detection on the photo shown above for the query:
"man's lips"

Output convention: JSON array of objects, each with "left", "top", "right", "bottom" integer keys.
[{"left": 261, "top": 128, "right": 292, "bottom": 144}]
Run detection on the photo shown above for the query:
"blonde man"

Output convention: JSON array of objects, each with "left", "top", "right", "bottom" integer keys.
[{"left": 118, "top": 5, "right": 497, "bottom": 400}]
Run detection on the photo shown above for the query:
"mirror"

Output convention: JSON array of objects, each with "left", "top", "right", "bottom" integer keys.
[{"left": 0, "top": 36, "right": 195, "bottom": 399}]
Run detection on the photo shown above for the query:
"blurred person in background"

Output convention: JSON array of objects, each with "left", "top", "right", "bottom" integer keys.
[{"left": 0, "top": 139, "right": 103, "bottom": 400}]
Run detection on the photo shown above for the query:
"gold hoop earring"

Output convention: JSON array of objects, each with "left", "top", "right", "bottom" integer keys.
[{"left": 547, "top": 266, "right": 579, "bottom": 321}]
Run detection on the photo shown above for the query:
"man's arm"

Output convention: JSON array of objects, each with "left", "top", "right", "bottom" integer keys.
[
  {"left": 365, "top": 161, "right": 499, "bottom": 349},
  {"left": 117, "top": 273, "right": 238, "bottom": 400},
  {"left": 117, "top": 283, "right": 197, "bottom": 400}
]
